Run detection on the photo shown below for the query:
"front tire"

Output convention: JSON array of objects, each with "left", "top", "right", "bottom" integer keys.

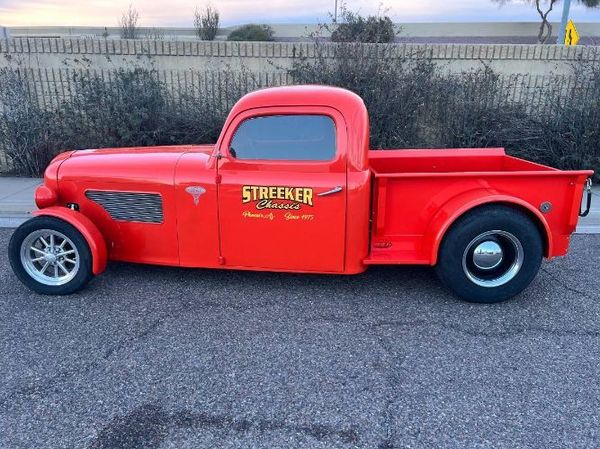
[
  {"left": 9, "top": 216, "right": 93, "bottom": 295},
  {"left": 435, "top": 205, "right": 543, "bottom": 303}
]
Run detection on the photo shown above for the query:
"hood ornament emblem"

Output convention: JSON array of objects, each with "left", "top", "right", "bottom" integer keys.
[{"left": 185, "top": 186, "right": 206, "bottom": 205}]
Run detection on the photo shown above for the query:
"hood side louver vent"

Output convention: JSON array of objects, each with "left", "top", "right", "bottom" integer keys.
[{"left": 85, "top": 190, "right": 164, "bottom": 224}]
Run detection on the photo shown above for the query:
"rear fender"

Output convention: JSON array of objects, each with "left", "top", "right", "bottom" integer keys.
[
  {"left": 425, "top": 189, "right": 552, "bottom": 265},
  {"left": 32, "top": 207, "right": 108, "bottom": 274}
]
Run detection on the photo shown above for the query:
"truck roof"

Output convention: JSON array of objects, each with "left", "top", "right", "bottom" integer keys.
[
  {"left": 220, "top": 85, "right": 371, "bottom": 171},
  {"left": 229, "top": 85, "right": 366, "bottom": 116}
]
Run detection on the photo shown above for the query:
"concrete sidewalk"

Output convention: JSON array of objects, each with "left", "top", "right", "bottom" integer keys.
[
  {"left": 0, "top": 177, "right": 41, "bottom": 228},
  {"left": 579, "top": 187, "right": 600, "bottom": 234},
  {"left": 0, "top": 176, "right": 599, "bottom": 233}
]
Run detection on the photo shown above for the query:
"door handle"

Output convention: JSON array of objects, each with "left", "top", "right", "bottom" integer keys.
[{"left": 317, "top": 186, "right": 343, "bottom": 197}]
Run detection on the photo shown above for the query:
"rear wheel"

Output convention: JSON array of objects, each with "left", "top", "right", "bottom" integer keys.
[
  {"left": 435, "top": 205, "right": 543, "bottom": 303},
  {"left": 9, "top": 217, "right": 93, "bottom": 295}
]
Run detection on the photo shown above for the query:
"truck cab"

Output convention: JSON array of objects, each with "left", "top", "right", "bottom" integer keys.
[
  {"left": 9, "top": 86, "right": 593, "bottom": 303},
  {"left": 189, "top": 86, "right": 371, "bottom": 274}
]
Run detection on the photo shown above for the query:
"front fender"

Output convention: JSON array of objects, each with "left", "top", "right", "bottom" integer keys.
[
  {"left": 424, "top": 189, "right": 552, "bottom": 265},
  {"left": 32, "top": 207, "right": 108, "bottom": 274}
]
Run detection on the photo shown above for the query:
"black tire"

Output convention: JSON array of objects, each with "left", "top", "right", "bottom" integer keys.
[
  {"left": 435, "top": 205, "right": 543, "bottom": 303},
  {"left": 9, "top": 216, "right": 93, "bottom": 295}
]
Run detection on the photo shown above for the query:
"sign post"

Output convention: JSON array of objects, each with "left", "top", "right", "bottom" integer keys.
[
  {"left": 557, "top": 0, "right": 572, "bottom": 44},
  {"left": 0, "top": 26, "right": 10, "bottom": 39}
]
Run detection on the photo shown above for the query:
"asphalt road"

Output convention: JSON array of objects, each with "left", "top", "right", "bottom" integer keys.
[{"left": 1, "top": 228, "right": 599, "bottom": 449}]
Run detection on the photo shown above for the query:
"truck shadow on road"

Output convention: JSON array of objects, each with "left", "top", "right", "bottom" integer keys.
[{"left": 94, "top": 261, "right": 449, "bottom": 306}]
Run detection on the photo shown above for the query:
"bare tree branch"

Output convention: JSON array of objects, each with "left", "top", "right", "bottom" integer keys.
[
  {"left": 119, "top": 4, "right": 139, "bottom": 40},
  {"left": 193, "top": 4, "right": 220, "bottom": 41},
  {"left": 492, "top": 0, "right": 598, "bottom": 44},
  {"left": 534, "top": 0, "right": 557, "bottom": 44}
]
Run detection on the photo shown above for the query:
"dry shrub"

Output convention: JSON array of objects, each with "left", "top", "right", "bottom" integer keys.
[
  {"left": 289, "top": 38, "right": 599, "bottom": 180},
  {"left": 1, "top": 50, "right": 598, "bottom": 181},
  {"left": 0, "top": 69, "right": 63, "bottom": 175}
]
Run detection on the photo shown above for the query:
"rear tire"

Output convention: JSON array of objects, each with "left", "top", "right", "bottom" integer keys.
[
  {"left": 435, "top": 205, "right": 543, "bottom": 303},
  {"left": 9, "top": 216, "right": 93, "bottom": 295}
]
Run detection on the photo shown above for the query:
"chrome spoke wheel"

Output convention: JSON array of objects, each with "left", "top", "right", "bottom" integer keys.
[
  {"left": 20, "top": 229, "right": 80, "bottom": 286},
  {"left": 462, "top": 230, "right": 524, "bottom": 288}
]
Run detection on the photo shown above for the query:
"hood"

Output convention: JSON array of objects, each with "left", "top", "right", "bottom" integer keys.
[{"left": 54, "top": 144, "right": 214, "bottom": 184}]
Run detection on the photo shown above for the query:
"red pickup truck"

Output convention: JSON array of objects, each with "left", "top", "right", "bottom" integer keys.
[{"left": 8, "top": 86, "right": 593, "bottom": 303}]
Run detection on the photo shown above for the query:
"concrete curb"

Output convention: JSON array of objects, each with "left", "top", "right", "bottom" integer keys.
[{"left": 0, "top": 214, "right": 31, "bottom": 228}]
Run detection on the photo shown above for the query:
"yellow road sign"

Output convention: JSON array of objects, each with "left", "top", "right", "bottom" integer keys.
[{"left": 564, "top": 19, "right": 580, "bottom": 46}]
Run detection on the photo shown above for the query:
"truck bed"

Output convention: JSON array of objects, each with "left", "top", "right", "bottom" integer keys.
[
  {"left": 366, "top": 148, "right": 593, "bottom": 266},
  {"left": 369, "top": 148, "right": 555, "bottom": 175}
]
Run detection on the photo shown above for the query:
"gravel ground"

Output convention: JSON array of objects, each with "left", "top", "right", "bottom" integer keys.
[{"left": 0, "top": 228, "right": 599, "bottom": 449}]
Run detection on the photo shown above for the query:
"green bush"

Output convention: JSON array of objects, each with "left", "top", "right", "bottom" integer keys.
[
  {"left": 331, "top": 7, "right": 397, "bottom": 43},
  {"left": 227, "top": 24, "right": 274, "bottom": 42}
]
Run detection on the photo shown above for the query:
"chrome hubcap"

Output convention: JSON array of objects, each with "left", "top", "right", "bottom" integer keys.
[
  {"left": 472, "top": 241, "right": 503, "bottom": 270},
  {"left": 462, "top": 230, "right": 523, "bottom": 288},
  {"left": 20, "top": 229, "right": 80, "bottom": 286}
]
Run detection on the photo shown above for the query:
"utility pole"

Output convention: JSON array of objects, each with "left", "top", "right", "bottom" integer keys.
[
  {"left": 557, "top": 0, "right": 572, "bottom": 44},
  {"left": 334, "top": 0, "right": 338, "bottom": 22}
]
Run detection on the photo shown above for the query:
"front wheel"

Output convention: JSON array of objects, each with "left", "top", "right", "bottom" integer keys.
[
  {"left": 9, "top": 216, "right": 93, "bottom": 295},
  {"left": 435, "top": 205, "right": 543, "bottom": 303}
]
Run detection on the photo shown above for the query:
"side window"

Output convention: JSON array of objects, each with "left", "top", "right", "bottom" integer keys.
[{"left": 230, "top": 114, "right": 336, "bottom": 161}]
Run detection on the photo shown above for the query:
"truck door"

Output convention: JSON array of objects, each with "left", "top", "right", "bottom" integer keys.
[{"left": 217, "top": 107, "right": 347, "bottom": 272}]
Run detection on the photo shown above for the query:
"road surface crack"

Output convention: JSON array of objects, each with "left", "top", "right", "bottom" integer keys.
[
  {"left": 311, "top": 315, "right": 600, "bottom": 339},
  {"left": 0, "top": 300, "right": 191, "bottom": 409},
  {"left": 540, "top": 267, "right": 599, "bottom": 301},
  {"left": 370, "top": 319, "right": 600, "bottom": 338}
]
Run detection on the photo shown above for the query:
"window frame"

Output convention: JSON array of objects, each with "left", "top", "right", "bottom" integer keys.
[
  {"left": 229, "top": 114, "right": 338, "bottom": 163},
  {"left": 219, "top": 106, "right": 347, "bottom": 170}
]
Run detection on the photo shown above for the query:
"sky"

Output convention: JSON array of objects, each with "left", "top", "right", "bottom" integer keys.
[{"left": 1, "top": 0, "right": 600, "bottom": 27}]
